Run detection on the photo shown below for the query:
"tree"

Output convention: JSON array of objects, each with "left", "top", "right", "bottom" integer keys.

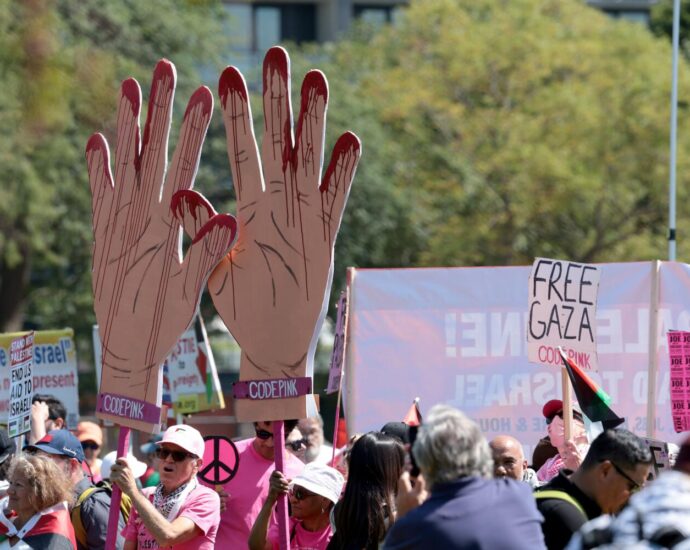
[
  {"left": 0, "top": 0, "right": 229, "bottom": 336},
  {"left": 311, "top": 0, "right": 690, "bottom": 268},
  {"left": 650, "top": 0, "right": 690, "bottom": 58}
]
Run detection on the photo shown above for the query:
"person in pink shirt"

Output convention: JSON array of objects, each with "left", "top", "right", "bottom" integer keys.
[
  {"left": 249, "top": 462, "right": 344, "bottom": 550},
  {"left": 111, "top": 424, "right": 220, "bottom": 549},
  {"left": 215, "top": 420, "right": 304, "bottom": 549}
]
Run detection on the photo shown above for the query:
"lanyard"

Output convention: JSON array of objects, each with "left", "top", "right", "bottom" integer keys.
[{"left": 0, "top": 497, "right": 67, "bottom": 540}]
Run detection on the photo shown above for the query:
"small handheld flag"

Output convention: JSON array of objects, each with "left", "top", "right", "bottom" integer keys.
[{"left": 558, "top": 348, "right": 624, "bottom": 430}]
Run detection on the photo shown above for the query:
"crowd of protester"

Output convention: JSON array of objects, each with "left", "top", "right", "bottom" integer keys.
[{"left": 0, "top": 393, "right": 688, "bottom": 548}]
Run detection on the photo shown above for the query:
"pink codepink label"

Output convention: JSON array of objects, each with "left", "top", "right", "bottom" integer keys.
[
  {"left": 233, "top": 377, "right": 312, "bottom": 400},
  {"left": 97, "top": 392, "right": 161, "bottom": 424}
]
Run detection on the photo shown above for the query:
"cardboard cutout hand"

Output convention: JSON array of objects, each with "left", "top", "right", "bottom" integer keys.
[
  {"left": 180, "top": 47, "right": 360, "bottom": 420},
  {"left": 86, "top": 61, "right": 237, "bottom": 432}
]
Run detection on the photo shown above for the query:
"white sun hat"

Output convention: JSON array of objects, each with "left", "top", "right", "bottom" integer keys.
[{"left": 289, "top": 462, "right": 344, "bottom": 505}]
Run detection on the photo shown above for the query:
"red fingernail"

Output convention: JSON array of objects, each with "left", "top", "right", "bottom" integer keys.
[
  {"left": 192, "top": 214, "right": 237, "bottom": 245},
  {"left": 184, "top": 86, "right": 213, "bottom": 121},
  {"left": 320, "top": 132, "right": 361, "bottom": 193},
  {"left": 262, "top": 47, "right": 289, "bottom": 94},
  {"left": 219, "top": 67, "right": 247, "bottom": 108},
  {"left": 121, "top": 78, "right": 141, "bottom": 116}
]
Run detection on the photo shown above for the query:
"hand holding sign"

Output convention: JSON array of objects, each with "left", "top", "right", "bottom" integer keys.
[
  {"left": 181, "top": 47, "right": 361, "bottom": 420},
  {"left": 87, "top": 61, "right": 237, "bottom": 431}
]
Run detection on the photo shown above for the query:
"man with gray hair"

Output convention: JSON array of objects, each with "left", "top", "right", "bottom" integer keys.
[{"left": 383, "top": 404, "right": 546, "bottom": 549}]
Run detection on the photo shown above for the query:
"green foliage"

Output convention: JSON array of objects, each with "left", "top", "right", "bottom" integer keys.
[
  {"left": 306, "top": 0, "right": 690, "bottom": 269},
  {"left": 650, "top": 0, "right": 690, "bottom": 58},
  {"left": 0, "top": 0, "right": 228, "bottom": 345}
]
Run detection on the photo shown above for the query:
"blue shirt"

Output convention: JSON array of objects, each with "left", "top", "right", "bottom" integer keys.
[{"left": 383, "top": 476, "right": 546, "bottom": 550}]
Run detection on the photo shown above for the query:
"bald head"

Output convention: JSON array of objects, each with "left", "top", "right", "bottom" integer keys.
[{"left": 490, "top": 435, "right": 527, "bottom": 481}]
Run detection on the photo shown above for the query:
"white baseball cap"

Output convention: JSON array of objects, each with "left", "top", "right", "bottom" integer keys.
[
  {"left": 157, "top": 424, "right": 205, "bottom": 460},
  {"left": 101, "top": 451, "right": 147, "bottom": 480},
  {"left": 289, "top": 462, "right": 344, "bottom": 505}
]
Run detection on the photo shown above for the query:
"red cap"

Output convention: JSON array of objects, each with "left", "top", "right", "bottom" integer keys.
[{"left": 543, "top": 399, "right": 563, "bottom": 419}]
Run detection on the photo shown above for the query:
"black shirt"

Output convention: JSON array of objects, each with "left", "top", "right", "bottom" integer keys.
[{"left": 535, "top": 470, "right": 601, "bottom": 550}]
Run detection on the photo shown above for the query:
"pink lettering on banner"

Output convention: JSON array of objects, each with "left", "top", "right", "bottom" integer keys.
[
  {"left": 667, "top": 330, "right": 690, "bottom": 433},
  {"left": 537, "top": 345, "right": 591, "bottom": 369},
  {"left": 233, "top": 377, "right": 312, "bottom": 400},
  {"left": 96, "top": 392, "right": 161, "bottom": 424}
]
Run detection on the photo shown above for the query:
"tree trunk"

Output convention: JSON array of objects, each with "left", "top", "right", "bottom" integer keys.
[{"left": 0, "top": 248, "right": 30, "bottom": 332}]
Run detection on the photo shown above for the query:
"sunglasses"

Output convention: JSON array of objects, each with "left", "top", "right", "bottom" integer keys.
[
  {"left": 155, "top": 448, "right": 196, "bottom": 462},
  {"left": 546, "top": 411, "right": 583, "bottom": 425},
  {"left": 289, "top": 486, "right": 318, "bottom": 500},
  {"left": 255, "top": 427, "right": 292, "bottom": 442},
  {"left": 286, "top": 438, "right": 309, "bottom": 452},
  {"left": 81, "top": 442, "right": 100, "bottom": 451},
  {"left": 610, "top": 462, "right": 642, "bottom": 493}
]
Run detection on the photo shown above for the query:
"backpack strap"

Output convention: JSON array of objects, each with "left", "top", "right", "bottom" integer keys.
[
  {"left": 71, "top": 486, "right": 99, "bottom": 547},
  {"left": 70, "top": 482, "right": 133, "bottom": 548},
  {"left": 534, "top": 489, "right": 588, "bottom": 519}
]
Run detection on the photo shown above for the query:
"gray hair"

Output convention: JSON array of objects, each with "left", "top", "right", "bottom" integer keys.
[{"left": 412, "top": 404, "right": 493, "bottom": 488}]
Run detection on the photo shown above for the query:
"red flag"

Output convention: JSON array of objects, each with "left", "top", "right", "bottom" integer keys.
[{"left": 403, "top": 398, "right": 422, "bottom": 427}]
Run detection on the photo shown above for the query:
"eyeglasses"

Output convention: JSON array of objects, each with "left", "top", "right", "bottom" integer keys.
[
  {"left": 155, "top": 448, "right": 196, "bottom": 462},
  {"left": 81, "top": 442, "right": 100, "bottom": 451},
  {"left": 289, "top": 486, "right": 317, "bottom": 500},
  {"left": 610, "top": 462, "right": 642, "bottom": 493},
  {"left": 286, "top": 438, "right": 309, "bottom": 452}
]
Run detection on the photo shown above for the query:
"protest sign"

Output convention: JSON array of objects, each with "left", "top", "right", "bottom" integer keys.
[
  {"left": 528, "top": 258, "right": 601, "bottom": 371},
  {"left": 87, "top": 60, "right": 236, "bottom": 434},
  {"left": 327, "top": 291, "right": 349, "bottom": 395},
  {"left": 346, "top": 261, "right": 690, "bottom": 460},
  {"left": 94, "top": 318, "right": 224, "bottom": 416},
  {"left": 86, "top": 61, "right": 237, "bottom": 550},
  {"left": 0, "top": 330, "right": 79, "bottom": 429},
  {"left": 643, "top": 437, "right": 670, "bottom": 480},
  {"left": 164, "top": 317, "right": 224, "bottom": 414},
  {"left": 199, "top": 435, "right": 239, "bottom": 485},
  {"left": 8, "top": 333, "right": 33, "bottom": 438},
  {"left": 666, "top": 330, "right": 690, "bottom": 432},
  {"left": 199, "top": 47, "right": 360, "bottom": 424}
]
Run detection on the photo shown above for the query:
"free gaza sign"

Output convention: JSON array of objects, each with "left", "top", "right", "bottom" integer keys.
[{"left": 528, "top": 258, "right": 601, "bottom": 371}]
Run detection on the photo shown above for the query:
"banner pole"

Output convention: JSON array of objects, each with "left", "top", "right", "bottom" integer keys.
[
  {"left": 273, "top": 420, "right": 289, "bottom": 550},
  {"left": 669, "top": 0, "right": 680, "bottom": 260},
  {"left": 105, "top": 426, "right": 130, "bottom": 550},
  {"left": 331, "top": 386, "right": 343, "bottom": 465},
  {"left": 647, "top": 260, "right": 661, "bottom": 437},
  {"left": 562, "top": 369, "right": 572, "bottom": 441}
]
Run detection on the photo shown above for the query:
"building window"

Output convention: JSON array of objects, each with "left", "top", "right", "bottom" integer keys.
[{"left": 354, "top": 5, "right": 403, "bottom": 26}]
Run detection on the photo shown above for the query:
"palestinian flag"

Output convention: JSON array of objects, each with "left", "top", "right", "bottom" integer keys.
[{"left": 558, "top": 348, "right": 624, "bottom": 430}]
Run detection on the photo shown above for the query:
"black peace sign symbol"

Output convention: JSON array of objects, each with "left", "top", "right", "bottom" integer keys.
[{"left": 198, "top": 435, "right": 240, "bottom": 485}]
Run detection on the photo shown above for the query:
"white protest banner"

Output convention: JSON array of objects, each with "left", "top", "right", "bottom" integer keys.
[
  {"left": 345, "top": 261, "right": 690, "bottom": 461},
  {"left": 528, "top": 258, "right": 601, "bottom": 371},
  {"left": 8, "top": 333, "right": 33, "bottom": 438},
  {"left": 165, "top": 317, "right": 224, "bottom": 414},
  {"left": 0, "top": 330, "right": 79, "bottom": 429}
]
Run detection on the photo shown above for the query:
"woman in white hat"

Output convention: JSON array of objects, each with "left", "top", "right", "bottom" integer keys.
[
  {"left": 110, "top": 424, "right": 220, "bottom": 550},
  {"left": 249, "top": 462, "right": 344, "bottom": 550}
]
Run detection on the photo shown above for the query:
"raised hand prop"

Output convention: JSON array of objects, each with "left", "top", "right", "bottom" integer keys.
[
  {"left": 180, "top": 47, "right": 361, "bottom": 421},
  {"left": 86, "top": 61, "right": 237, "bottom": 432}
]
